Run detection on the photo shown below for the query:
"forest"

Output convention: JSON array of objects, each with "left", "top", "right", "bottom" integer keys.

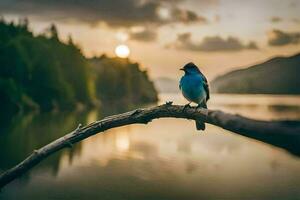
[{"left": 0, "top": 19, "right": 158, "bottom": 116}]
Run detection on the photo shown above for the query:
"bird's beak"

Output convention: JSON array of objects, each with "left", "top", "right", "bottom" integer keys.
[{"left": 180, "top": 68, "right": 184, "bottom": 71}]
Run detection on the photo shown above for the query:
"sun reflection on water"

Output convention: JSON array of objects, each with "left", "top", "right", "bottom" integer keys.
[{"left": 115, "top": 131, "right": 130, "bottom": 152}]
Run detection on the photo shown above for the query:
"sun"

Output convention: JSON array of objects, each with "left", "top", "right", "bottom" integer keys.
[{"left": 115, "top": 44, "right": 130, "bottom": 58}]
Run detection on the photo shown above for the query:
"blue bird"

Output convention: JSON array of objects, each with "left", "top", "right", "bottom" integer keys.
[{"left": 179, "top": 62, "right": 210, "bottom": 130}]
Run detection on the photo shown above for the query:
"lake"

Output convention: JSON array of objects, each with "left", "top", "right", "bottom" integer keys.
[{"left": 1, "top": 93, "right": 300, "bottom": 200}]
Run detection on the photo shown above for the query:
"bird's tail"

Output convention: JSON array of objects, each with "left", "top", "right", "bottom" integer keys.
[
  {"left": 196, "top": 121, "right": 205, "bottom": 130},
  {"left": 195, "top": 101, "right": 207, "bottom": 131}
]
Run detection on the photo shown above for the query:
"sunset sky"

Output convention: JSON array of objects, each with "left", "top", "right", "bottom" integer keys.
[{"left": 1, "top": 0, "right": 300, "bottom": 80}]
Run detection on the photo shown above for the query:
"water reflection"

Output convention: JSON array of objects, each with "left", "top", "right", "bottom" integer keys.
[{"left": 1, "top": 94, "right": 300, "bottom": 200}]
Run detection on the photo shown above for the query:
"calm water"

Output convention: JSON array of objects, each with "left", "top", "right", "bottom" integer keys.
[{"left": 1, "top": 94, "right": 300, "bottom": 200}]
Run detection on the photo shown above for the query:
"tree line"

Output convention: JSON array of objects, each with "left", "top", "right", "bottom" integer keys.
[{"left": 0, "top": 19, "right": 158, "bottom": 115}]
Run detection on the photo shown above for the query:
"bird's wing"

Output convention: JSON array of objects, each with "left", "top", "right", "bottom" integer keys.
[{"left": 200, "top": 73, "right": 210, "bottom": 101}]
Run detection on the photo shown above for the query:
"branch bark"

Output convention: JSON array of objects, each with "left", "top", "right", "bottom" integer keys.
[{"left": 0, "top": 103, "right": 299, "bottom": 188}]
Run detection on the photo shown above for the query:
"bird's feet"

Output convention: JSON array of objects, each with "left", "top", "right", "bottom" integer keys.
[
  {"left": 184, "top": 103, "right": 191, "bottom": 108},
  {"left": 183, "top": 103, "right": 191, "bottom": 112},
  {"left": 196, "top": 103, "right": 207, "bottom": 109}
]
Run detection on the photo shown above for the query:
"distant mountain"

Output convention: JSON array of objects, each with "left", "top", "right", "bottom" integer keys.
[
  {"left": 154, "top": 77, "right": 180, "bottom": 93},
  {"left": 211, "top": 53, "right": 300, "bottom": 94}
]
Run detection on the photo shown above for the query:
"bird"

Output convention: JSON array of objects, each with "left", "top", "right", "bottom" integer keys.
[{"left": 179, "top": 62, "right": 210, "bottom": 130}]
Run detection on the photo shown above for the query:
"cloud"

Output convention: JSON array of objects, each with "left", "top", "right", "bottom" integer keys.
[
  {"left": 129, "top": 27, "right": 158, "bottom": 42},
  {"left": 268, "top": 29, "right": 300, "bottom": 46},
  {"left": 167, "top": 32, "right": 258, "bottom": 52},
  {"left": 270, "top": 16, "right": 282, "bottom": 23},
  {"left": 0, "top": 0, "right": 207, "bottom": 28},
  {"left": 171, "top": 8, "right": 207, "bottom": 24}
]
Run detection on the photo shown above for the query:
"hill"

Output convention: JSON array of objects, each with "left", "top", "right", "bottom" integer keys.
[
  {"left": 89, "top": 56, "right": 158, "bottom": 107},
  {"left": 211, "top": 53, "right": 300, "bottom": 94},
  {"left": 0, "top": 19, "right": 157, "bottom": 115}
]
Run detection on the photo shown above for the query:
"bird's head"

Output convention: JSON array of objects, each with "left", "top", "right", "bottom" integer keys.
[{"left": 180, "top": 62, "right": 201, "bottom": 74}]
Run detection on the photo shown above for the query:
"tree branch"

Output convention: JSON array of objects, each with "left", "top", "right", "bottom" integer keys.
[{"left": 0, "top": 103, "right": 299, "bottom": 188}]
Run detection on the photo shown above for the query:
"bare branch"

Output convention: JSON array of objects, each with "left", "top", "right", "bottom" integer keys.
[{"left": 0, "top": 104, "right": 299, "bottom": 188}]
